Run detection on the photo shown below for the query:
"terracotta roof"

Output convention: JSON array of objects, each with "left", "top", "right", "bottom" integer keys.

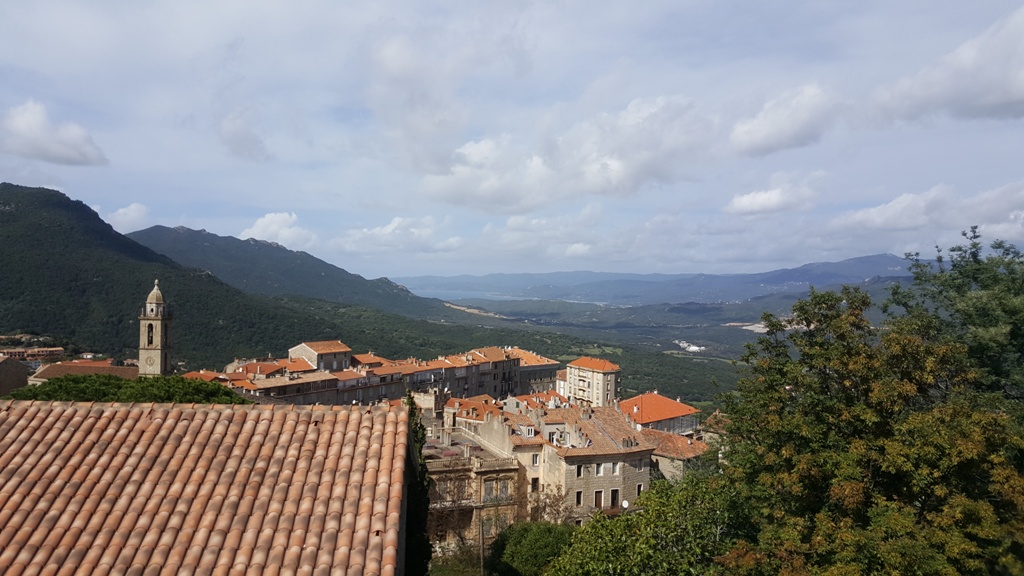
[
  {"left": 567, "top": 356, "right": 620, "bottom": 372},
  {"left": 470, "top": 347, "right": 512, "bottom": 363},
  {"left": 239, "top": 362, "right": 285, "bottom": 377},
  {"left": 0, "top": 400, "right": 408, "bottom": 575},
  {"left": 276, "top": 358, "right": 316, "bottom": 373},
  {"left": 502, "top": 413, "right": 546, "bottom": 446},
  {"left": 182, "top": 370, "right": 226, "bottom": 382},
  {"left": 445, "top": 395, "right": 503, "bottom": 422},
  {"left": 31, "top": 363, "right": 140, "bottom": 381},
  {"left": 505, "top": 347, "right": 559, "bottom": 367},
  {"left": 542, "top": 406, "right": 654, "bottom": 457},
  {"left": 619, "top": 392, "right": 700, "bottom": 425},
  {"left": 298, "top": 340, "right": 352, "bottom": 354},
  {"left": 641, "top": 428, "right": 709, "bottom": 460},
  {"left": 250, "top": 371, "right": 338, "bottom": 390},
  {"left": 513, "top": 390, "right": 568, "bottom": 410}
]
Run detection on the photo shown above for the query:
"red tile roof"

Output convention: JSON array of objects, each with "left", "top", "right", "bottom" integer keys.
[
  {"left": 542, "top": 406, "right": 654, "bottom": 457},
  {"left": 568, "top": 356, "right": 620, "bottom": 372},
  {"left": 299, "top": 340, "right": 352, "bottom": 354},
  {"left": 619, "top": 392, "right": 700, "bottom": 425},
  {"left": 505, "top": 347, "right": 559, "bottom": 367},
  {"left": 641, "top": 428, "right": 709, "bottom": 460},
  {"left": 31, "top": 363, "right": 140, "bottom": 381},
  {"left": 0, "top": 400, "right": 408, "bottom": 575}
]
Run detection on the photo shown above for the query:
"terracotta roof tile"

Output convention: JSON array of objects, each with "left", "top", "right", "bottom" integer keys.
[
  {"left": 541, "top": 406, "right": 654, "bottom": 457},
  {"left": 619, "top": 392, "right": 700, "bottom": 425},
  {"left": 0, "top": 400, "right": 408, "bottom": 575},
  {"left": 505, "top": 347, "right": 559, "bottom": 367},
  {"left": 640, "top": 428, "right": 710, "bottom": 460},
  {"left": 298, "top": 341, "right": 352, "bottom": 354},
  {"left": 567, "top": 356, "right": 620, "bottom": 372},
  {"left": 31, "top": 364, "right": 140, "bottom": 381}
]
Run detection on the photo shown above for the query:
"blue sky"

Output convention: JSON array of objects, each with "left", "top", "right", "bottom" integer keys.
[{"left": 2, "top": 1, "right": 1023, "bottom": 278}]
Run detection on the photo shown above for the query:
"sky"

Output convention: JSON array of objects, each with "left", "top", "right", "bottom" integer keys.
[{"left": 2, "top": 1, "right": 1024, "bottom": 279}]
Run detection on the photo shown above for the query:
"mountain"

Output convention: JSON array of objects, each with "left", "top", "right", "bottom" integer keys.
[
  {"left": 395, "top": 254, "right": 915, "bottom": 305},
  {"left": 128, "top": 225, "right": 450, "bottom": 318},
  {"left": 0, "top": 183, "right": 489, "bottom": 369}
]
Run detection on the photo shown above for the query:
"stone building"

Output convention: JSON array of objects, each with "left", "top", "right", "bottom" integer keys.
[{"left": 138, "top": 280, "right": 171, "bottom": 376}]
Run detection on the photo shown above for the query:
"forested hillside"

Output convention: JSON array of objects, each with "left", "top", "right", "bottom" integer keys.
[{"left": 128, "top": 225, "right": 457, "bottom": 318}]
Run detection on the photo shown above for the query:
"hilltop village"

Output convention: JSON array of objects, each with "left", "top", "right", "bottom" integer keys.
[{"left": 0, "top": 280, "right": 713, "bottom": 571}]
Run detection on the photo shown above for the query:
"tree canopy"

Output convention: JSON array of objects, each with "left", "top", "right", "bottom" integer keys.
[
  {"left": 547, "top": 231, "right": 1024, "bottom": 575},
  {"left": 6, "top": 373, "right": 252, "bottom": 404}
]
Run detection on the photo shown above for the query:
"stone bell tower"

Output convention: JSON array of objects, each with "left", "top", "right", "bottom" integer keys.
[{"left": 139, "top": 279, "right": 171, "bottom": 376}]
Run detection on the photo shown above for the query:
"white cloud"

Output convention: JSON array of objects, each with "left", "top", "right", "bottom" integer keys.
[
  {"left": 724, "top": 172, "right": 822, "bottom": 215},
  {"left": 877, "top": 7, "right": 1024, "bottom": 120},
  {"left": 0, "top": 101, "right": 108, "bottom": 165},
  {"left": 424, "top": 95, "right": 715, "bottom": 213},
  {"left": 106, "top": 203, "right": 150, "bottom": 232},
  {"left": 240, "top": 212, "right": 317, "bottom": 249},
  {"left": 831, "top": 186, "right": 952, "bottom": 231},
  {"left": 333, "top": 215, "right": 464, "bottom": 254},
  {"left": 730, "top": 84, "right": 838, "bottom": 156}
]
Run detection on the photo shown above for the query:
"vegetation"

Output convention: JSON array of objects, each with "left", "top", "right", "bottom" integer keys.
[
  {"left": 405, "top": 391, "right": 434, "bottom": 575},
  {"left": 546, "top": 232, "right": 1024, "bottom": 575},
  {"left": 485, "top": 522, "right": 575, "bottom": 576},
  {"left": 6, "top": 373, "right": 252, "bottom": 404},
  {"left": 548, "top": 472, "right": 743, "bottom": 575}
]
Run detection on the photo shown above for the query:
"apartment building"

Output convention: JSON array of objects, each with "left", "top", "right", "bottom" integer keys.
[{"left": 558, "top": 356, "right": 621, "bottom": 407}]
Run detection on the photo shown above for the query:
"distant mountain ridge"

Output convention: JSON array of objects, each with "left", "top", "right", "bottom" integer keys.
[
  {"left": 128, "top": 225, "right": 450, "bottom": 318},
  {"left": 395, "top": 254, "right": 915, "bottom": 306}
]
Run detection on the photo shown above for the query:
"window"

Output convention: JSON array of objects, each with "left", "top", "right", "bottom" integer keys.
[
  {"left": 611, "top": 489, "right": 619, "bottom": 508},
  {"left": 595, "top": 463, "right": 604, "bottom": 476},
  {"left": 594, "top": 490, "right": 603, "bottom": 509},
  {"left": 531, "top": 478, "right": 539, "bottom": 492},
  {"left": 548, "top": 432, "right": 556, "bottom": 443},
  {"left": 525, "top": 426, "right": 535, "bottom": 437},
  {"left": 637, "top": 483, "right": 643, "bottom": 497},
  {"left": 575, "top": 491, "right": 582, "bottom": 506},
  {"left": 612, "top": 462, "right": 620, "bottom": 475},
  {"left": 485, "top": 480, "right": 495, "bottom": 500},
  {"left": 576, "top": 464, "right": 583, "bottom": 478},
  {"left": 636, "top": 459, "right": 647, "bottom": 471},
  {"left": 532, "top": 453, "right": 540, "bottom": 466}
]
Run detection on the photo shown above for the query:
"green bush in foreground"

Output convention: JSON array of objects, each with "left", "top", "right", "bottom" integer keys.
[{"left": 7, "top": 373, "right": 252, "bottom": 404}]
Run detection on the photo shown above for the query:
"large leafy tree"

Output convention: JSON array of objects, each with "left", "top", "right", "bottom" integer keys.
[
  {"left": 486, "top": 521, "right": 575, "bottom": 576},
  {"left": 889, "top": 227, "right": 1024, "bottom": 398},
  {"left": 546, "top": 471, "right": 747, "bottom": 576},
  {"left": 720, "top": 286, "right": 1024, "bottom": 574}
]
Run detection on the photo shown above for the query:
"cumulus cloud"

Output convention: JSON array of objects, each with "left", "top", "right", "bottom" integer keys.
[
  {"left": 106, "top": 203, "right": 149, "bottom": 232},
  {"left": 333, "top": 215, "right": 464, "bottom": 254},
  {"left": 424, "top": 95, "right": 714, "bottom": 213},
  {"left": 240, "top": 212, "right": 316, "bottom": 248},
  {"left": 0, "top": 100, "right": 108, "bottom": 165},
  {"left": 730, "top": 84, "right": 838, "bottom": 156},
  {"left": 724, "top": 172, "right": 823, "bottom": 215},
  {"left": 219, "top": 110, "right": 272, "bottom": 162},
  {"left": 877, "top": 7, "right": 1024, "bottom": 120}
]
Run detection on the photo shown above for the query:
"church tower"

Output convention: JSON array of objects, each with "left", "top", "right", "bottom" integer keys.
[{"left": 139, "top": 279, "right": 171, "bottom": 376}]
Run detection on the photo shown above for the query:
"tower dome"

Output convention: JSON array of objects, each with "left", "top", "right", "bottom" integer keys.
[{"left": 147, "top": 280, "right": 164, "bottom": 305}]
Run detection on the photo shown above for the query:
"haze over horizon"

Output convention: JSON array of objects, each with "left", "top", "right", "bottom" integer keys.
[{"left": 2, "top": 2, "right": 1023, "bottom": 279}]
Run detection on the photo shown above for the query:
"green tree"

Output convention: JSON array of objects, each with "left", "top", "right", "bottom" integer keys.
[
  {"left": 719, "top": 286, "right": 1024, "bottom": 574},
  {"left": 546, "top": 472, "right": 746, "bottom": 576},
  {"left": 7, "top": 373, "right": 252, "bottom": 403},
  {"left": 889, "top": 227, "right": 1024, "bottom": 398},
  {"left": 486, "top": 521, "right": 574, "bottom": 576},
  {"left": 405, "top": 390, "right": 434, "bottom": 575}
]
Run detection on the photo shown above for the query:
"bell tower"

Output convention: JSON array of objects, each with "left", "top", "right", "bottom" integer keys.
[{"left": 139, "top": 279, "right": 171, "bottom": 376}]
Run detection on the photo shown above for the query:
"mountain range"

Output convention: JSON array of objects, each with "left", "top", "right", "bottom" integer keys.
[
  {"left": 393, "top": 254, "right": 914, "bottom": 306},
  {"left": 127, "top": 225, "right": 450, "bottom": 318}
]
